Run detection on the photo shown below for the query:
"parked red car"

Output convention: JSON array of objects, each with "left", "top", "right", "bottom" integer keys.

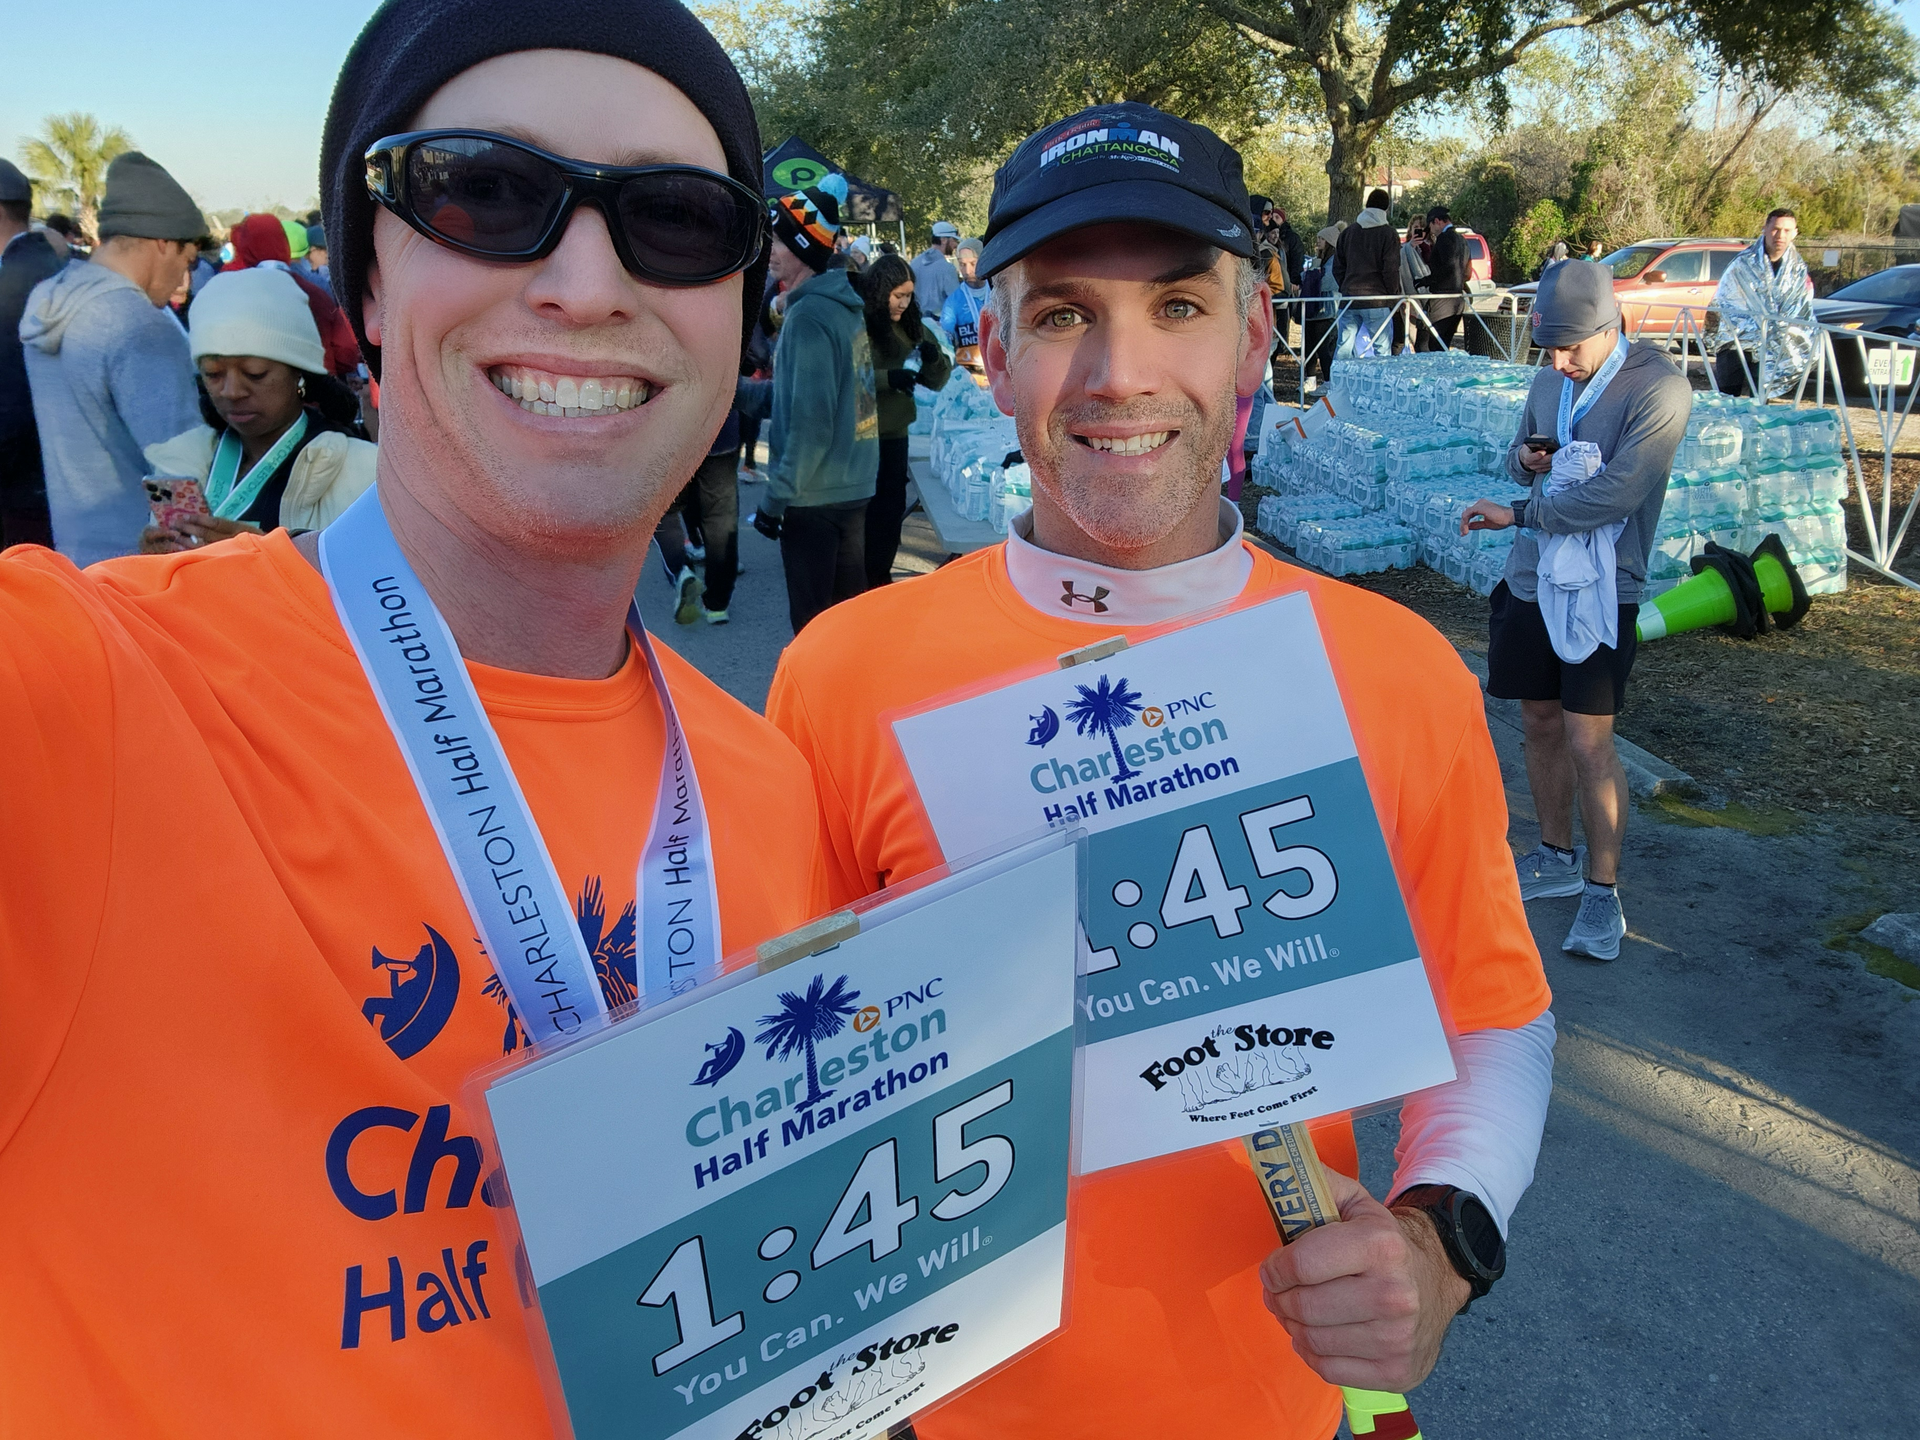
[{"left": 1504, "top": 238, "right": 1748, "bottom": 339}]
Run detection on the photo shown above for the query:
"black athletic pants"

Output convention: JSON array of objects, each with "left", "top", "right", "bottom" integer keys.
[
  {"left": 1714, "top": 346, "right": 1754, "bottom": 397},
  {"left": 865, "top": 436, "right": 912, "bottom": 588},
  {"left": 780, "top": 499, "right": 868, "bottom": 633},
  {"left": 653, "top": 453, "right": 741, "bottom": 612}
]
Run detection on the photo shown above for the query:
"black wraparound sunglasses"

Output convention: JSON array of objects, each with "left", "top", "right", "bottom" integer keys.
[{"left": 364, "top": 129, "right": 767, "bottom": 285}]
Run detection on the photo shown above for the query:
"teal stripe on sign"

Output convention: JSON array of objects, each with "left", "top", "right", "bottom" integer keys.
[
  {"left": 540, "top": 1029, "right": 1073, "bottom": 1440},
  {"left": 1080, "top": 758, "right": 1420, "bottom": 1042}
]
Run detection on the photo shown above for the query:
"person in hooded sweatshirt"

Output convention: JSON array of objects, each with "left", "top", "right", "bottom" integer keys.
[
  {"left": 20, "top": 152, "right": 205, "bottom": 566},
  {"left": 745, "top": 174, "right": 880, "bottom": 633},
  {"left": 1332, "top": 186, "right": 1400, "bottom": 359}
]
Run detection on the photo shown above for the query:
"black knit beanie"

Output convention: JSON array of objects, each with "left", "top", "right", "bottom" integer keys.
[{"left": 319, "top": 0, "right": 766, "bottom": 379}]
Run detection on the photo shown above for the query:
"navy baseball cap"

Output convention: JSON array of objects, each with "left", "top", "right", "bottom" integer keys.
[{"left": 979, "top": 103, "right": 1256, "bottom": 279}]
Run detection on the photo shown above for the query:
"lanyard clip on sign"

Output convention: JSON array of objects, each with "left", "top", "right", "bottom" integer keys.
[{"left": 319, "top": 487, "right": 722, "bottom": 1049}]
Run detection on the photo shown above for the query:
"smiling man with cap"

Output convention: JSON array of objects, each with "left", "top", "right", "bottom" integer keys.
[
  {"left": 768, "top": 101, "right": 1554, "bottom": 1440},
  {"left": 1460, "top": 256, "right": 1691, "bottom": 961},
  {"left": 0, "top": 1, "right": 830, "bottom": 1430}
]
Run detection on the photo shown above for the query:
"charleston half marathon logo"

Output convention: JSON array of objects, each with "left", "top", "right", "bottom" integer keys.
[
  {"left": 1023, "top": 673, "right": 1239, "bottom": 825},
  {"left": 684, "top": 975, "right": 951, "bottom": 1190},
  {"left": 1137, "top": 1019, "right": 1335, "bottom": 1121}
]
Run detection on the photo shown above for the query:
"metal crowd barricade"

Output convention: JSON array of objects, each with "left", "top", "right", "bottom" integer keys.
[
  {"left": 1584, "top": 300, "right": 1916, "bottom": 589},
  {"left": 1807, "top": 326, "right": 1918, "bottom": 588},
  {"left": 1267, "top": 289, "right": 1533, "bottom": 407}
]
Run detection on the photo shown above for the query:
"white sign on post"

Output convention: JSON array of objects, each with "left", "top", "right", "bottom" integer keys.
[
  {"left": 482, "top": 835, "right": 1080, "bottom": 1440},
  {"left": 892, "top": 593, "right": 1456, "bottom": 1172}
]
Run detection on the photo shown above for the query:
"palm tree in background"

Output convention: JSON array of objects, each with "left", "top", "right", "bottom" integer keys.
[
  {"left": 18, "top": 113, "right": 134, "bottom": 241},
  {"left": 1065, "top": 674, "right": 1145, "bottom": 782},
  {"left": 756, "top": 973, "right": 861, "bottom": 1111}
]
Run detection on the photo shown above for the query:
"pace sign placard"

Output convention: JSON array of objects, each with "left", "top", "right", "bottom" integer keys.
[
  {"left": 484, "top": 837, "right": 1078, "bottom": 1440},
  {"left": 892, "top": 593, "right": 1456, "bottom": 1172}
]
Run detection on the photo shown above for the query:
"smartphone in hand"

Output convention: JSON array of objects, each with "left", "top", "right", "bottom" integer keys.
[
  {"left": 144, "top": 475, "right": 213, "bottom": 532},
  {"left": 1522, "top": 434, "right": 1560, "bottom": 455}
]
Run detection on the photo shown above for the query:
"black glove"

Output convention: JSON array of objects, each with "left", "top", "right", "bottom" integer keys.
[
  {"left": 887, "top": 368, "right": 918, "bottom": 394},
  {"left": 751, "top": 509, "right": 783, "bottom": 542},
  {"left": 917, "top": 339, "right": 942, "bottom": 368}
]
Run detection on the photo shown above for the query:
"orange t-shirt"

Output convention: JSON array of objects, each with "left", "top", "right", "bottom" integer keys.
[
  {"left": 0, "top": 534, "right": 825, "bottom": 1436},
  {"left": 765, "top": 540, "right": 1550, "bottom": 1440}
]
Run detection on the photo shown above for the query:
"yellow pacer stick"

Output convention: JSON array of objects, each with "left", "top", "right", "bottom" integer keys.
[
  {"left": 1244, "top": 1123, "right": 1424, "bottom": 1440},
  {"left": 1052, "top": 641, "right": 1423, "bottom": 1440}
]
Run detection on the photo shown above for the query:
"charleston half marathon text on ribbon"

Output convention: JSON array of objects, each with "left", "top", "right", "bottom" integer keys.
[{"left": 319, "top": 486, "right": 722, "bottom": 1049}]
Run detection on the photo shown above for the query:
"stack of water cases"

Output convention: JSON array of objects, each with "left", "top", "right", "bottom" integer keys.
[
  {"left": 1647, "top": 396, "right": 1848, "bottom": 597},
  {"left": 922, "top": 374, "right": 1024, "bottom": 533},
  {"left": 1250, "top": 353, "right": 1528, "bottom": 589},
  {"left": 1252, "top": 356, "right": 1851, "bottom": 597}
]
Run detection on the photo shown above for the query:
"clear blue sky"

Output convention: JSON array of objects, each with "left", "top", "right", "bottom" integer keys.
[
  {"left": 3, "top": 0, "right": 384, "bottom": 213},
  {"left": 7, "top": 0, "right": 1918, "bottom": 215}
]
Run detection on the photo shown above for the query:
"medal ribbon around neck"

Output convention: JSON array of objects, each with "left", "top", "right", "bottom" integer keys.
[
  {"left": 319, "top": 486, "right": 723, "bottom": 1051},
  {"left": 1556, "top": 334, "right": 1629, "bottom": 448},
  {"left": 207, "top": 412, "right": 310, "bottom": 521}
]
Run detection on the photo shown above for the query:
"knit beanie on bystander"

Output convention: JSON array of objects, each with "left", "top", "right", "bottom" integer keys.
[
  {"left": 95, "top": 153, "right": 206, "bottom": 242},
  {"left": 769, "top": 173, "right": 849, "bottom": 274}
]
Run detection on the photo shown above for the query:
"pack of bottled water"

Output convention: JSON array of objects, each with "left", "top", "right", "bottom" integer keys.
[
  {"left": 1645, "top": 394, "right": 1849, "bottom": 597},
  {"left": 1294, "top": 517, "right": 1417, "bottom": 576}
]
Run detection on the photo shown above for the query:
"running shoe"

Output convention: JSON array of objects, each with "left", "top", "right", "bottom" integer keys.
[
  {"left": 685, "top": 543, "right": 706, "bottom": 563},
  {"left": 1563, "top": 883, "right": 1626, "bottom": 961},
  {"left": 673, "top": 566, "right": 704, "bottom": 625},
  {"left": 1515, "top": 843, "right": 1586, "bottom": 901},
  {"left": 703, "top": 607, "right": 730, "bottom": 625}
]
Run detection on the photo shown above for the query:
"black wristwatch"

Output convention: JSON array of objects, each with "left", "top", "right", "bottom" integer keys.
[{"left": 1391, "top": 1184, "right": 1506, "bottom": 1310}]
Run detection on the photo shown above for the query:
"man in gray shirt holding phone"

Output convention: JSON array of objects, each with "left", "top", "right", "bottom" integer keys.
[{"left": 1459, "top": 261, "right": 1690, "bottom": 961}]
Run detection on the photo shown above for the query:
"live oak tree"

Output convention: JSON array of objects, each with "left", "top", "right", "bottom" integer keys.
[
  {"left": 1197, "top": 0, "right": 1917, "bottom": 220},
  {"left": 724, "top": 0, "right": 1913, "bottom": 227}
]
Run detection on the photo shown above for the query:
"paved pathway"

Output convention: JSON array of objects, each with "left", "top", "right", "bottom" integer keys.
[{"left": 641, "top": 500, "right": 1920, "bottom": 1437}]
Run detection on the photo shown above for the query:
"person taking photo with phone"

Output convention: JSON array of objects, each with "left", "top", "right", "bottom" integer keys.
[
  {"left": 768, "top": 102, "right": 1554, "bottom": 1440},
  {"left": 0, "top": 4, "right": 828, "bottom": 1431},
  {"left": 138, "top": 267, "right": 374, "bottom": 552},
  {"left": 1459, "top": 260, "right": 1690, "bottom": 960}
]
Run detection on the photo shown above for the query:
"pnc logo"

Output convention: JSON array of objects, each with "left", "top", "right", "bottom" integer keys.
[
  {"left": 852, "top": 1006, "right": 882, "bottom": 1033},
  {"left": 1142, "top": 706, "right": 1165, "bottom": 727}
]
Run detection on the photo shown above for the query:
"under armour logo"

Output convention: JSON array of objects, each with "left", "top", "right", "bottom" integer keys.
[{"left": 1061, "top": 580, "right": 1111, "bottom": 613}]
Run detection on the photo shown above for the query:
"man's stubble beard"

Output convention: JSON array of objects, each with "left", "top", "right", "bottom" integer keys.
[{"left": 1014, "top": 378, "right": 1235, "bottom": 554}]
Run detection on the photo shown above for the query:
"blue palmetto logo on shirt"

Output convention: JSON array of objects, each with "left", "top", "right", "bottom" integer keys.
[{"left": 483, "top": 876, "right": 636, "bottom": 1054}]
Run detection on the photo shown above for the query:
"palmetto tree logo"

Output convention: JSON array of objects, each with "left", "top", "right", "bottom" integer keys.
[
  {"left": 756, "top": 973, "right": 862, "bottom": 1112},
  {"left": 1065, "top": 673, "right": 1145, "bottom": 781}
]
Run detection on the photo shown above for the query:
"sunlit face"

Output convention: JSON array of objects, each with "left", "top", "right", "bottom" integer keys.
[
  {"left": 886, "top": 280, "right": 914, "bottom": 322},
  {"left": 361, "top": 50, "right": 742, "bottom": 554},
  {"left": 1548, "top": 326, "right": 1621, "bottom": 381},
  {"left": 1763, "top": 214, "right": 1798, "bottom": 261},
  {"left": 767, "top": 236, "right": 811, "bottom": 290},
  {"left": 199, "top": 354, "right": 306, "bottom": 443},
  {"left": 979, "top": 223, "right": 1269, "bottom": 558},
  {"left": 955, "top": 249, "right": 979, "bottom": 284}
]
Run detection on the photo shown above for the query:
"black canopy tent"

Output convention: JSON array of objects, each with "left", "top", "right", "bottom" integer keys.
[{"left": 762, "top": 136, "right": 904, "bottom": 246}]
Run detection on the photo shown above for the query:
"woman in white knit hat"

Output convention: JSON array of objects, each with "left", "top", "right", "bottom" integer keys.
[{"left": 138, "top": 267, "right": 375, "bottom": 552}]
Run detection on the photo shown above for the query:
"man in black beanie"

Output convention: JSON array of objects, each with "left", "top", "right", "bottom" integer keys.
[{"left": 0, "top": 6, "right": 831, "bottom": 1432}]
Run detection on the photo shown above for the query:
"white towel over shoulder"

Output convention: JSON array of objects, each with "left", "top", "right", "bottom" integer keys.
[{"left": 1535, "top": 441, "right": 1623, "bottom": 663}]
